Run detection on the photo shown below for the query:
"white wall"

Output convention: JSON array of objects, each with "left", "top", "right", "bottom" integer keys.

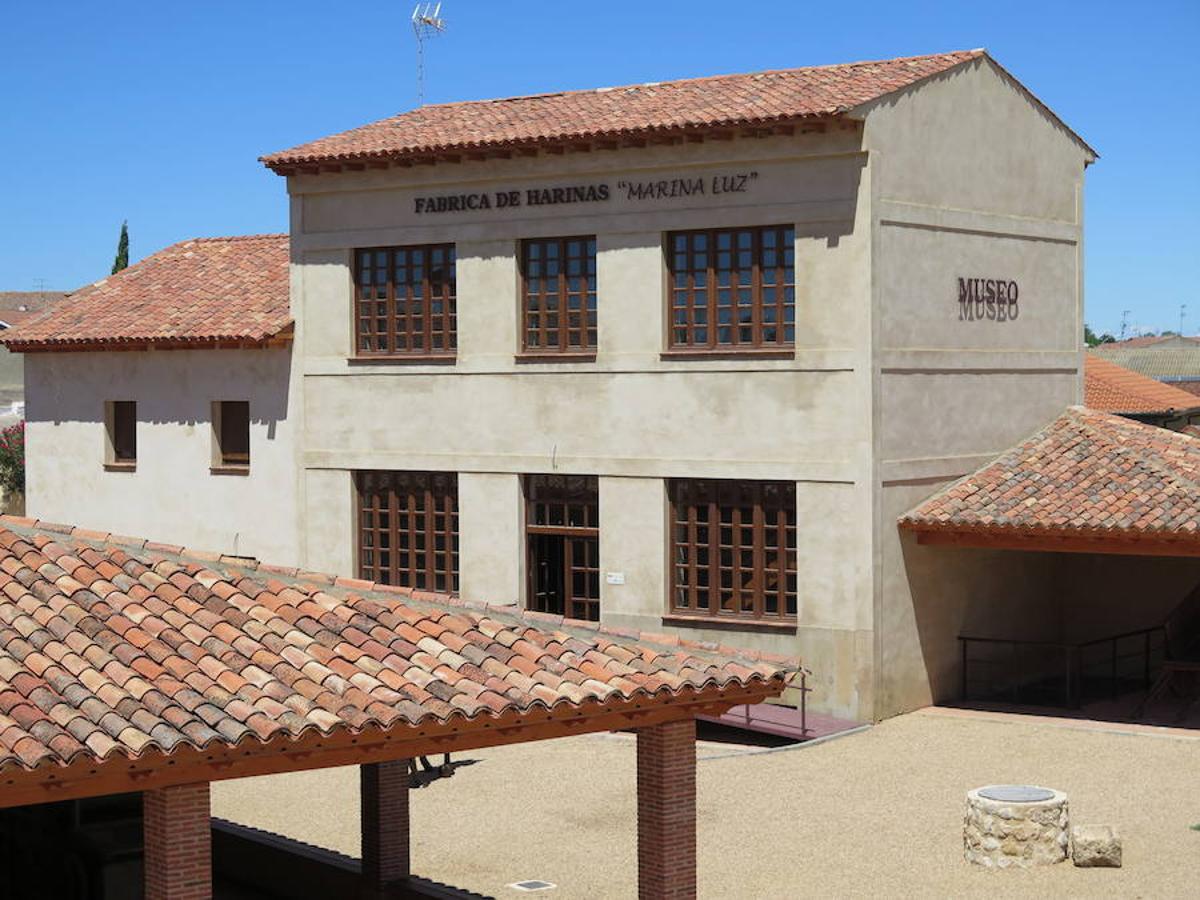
[{"left": 24, "top": 347, "right": 301, "bottom": 566}]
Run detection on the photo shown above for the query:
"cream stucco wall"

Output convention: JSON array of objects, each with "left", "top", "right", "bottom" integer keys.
[
  {"left": 24, "top": 348, "right": 302, "bottom": 565},
  {"left": 289, "top": 126, "right": 880, "bottom": 719},
  {"left": 863, "top": 57, "right": 1091, "bottom": 719}
]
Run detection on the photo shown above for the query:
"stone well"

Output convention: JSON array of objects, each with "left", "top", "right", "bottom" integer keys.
[{"left": 964, "top": 785, "right": 1069, "bottom": 868}]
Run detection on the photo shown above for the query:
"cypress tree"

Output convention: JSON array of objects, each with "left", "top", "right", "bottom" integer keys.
[{"left": 111, "top": 221, "right": 129, "bottom": 274}]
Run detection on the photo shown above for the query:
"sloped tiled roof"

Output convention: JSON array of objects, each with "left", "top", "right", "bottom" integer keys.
[
  {"left": 0, "top": 235, "right": 291, "bottom": 351},
  {"left": 1084, "top": 354, "right": 1200, "bottom": 415},
  {"left": 1089, "top": 342, "right": 1200, "bottom": 381},
  {"left": 0, "top": 519, "right": 791, "bottom": 781},
  {"left": 0, "top": 292, "right": 69, "bottom": 329},
  {"left": 263, "top": 51, "right": 992, "bottom": 171},
  {"left": 899, "top": 407, "right": 1200, "bottom": 543}
]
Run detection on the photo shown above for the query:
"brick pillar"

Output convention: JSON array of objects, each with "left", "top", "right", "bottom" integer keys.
[
  {"left": 361, "top": 760, "right": 411, "bottom": 895},
  {"left": 143, "top": 782, "right": 212, "bottom": 900},
  {"left": 637, "top": 718, "right": 697, "bottom": 900}
]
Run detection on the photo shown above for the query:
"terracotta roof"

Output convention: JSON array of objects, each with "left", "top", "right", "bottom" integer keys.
[
  {"left": 0, "top": 518, "right": 791, "bottom": 789},
  {"left": 1089, "top": 342, "right": 1200, "bottom": 381},
  {"left": 0, "top": 236, "right": 291, "bottom": 352},
  {"left": 1084, "top": 354, "right": 1200, "bottom": 415},
  {"left": 0, "top": 292, "right": 69, "bottom": 329},
  {"left": 263, "top": 50, "right": 994, "bottom": 171},
  {"left": 899, "top": 407, "right": 1200, "bottom": 544}
]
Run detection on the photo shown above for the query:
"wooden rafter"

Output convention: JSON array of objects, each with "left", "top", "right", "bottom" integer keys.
[{"left": 912, "top": 529, "right": 1200, "bottom": 558}]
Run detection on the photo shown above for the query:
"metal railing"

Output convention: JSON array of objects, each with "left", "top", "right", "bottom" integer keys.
[{"left": 959, "top": 626, "right": 1167, "bottom": 709}]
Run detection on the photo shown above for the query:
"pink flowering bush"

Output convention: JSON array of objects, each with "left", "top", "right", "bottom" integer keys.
[{"left": 0, "top": 421, "right": 25, "bottom": 496}]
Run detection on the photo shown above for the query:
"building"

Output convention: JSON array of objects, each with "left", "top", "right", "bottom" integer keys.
[
  {"left": 1084, "top": 353, "right": 1200, "bottom": 429},
  {"left": 6, "top": 236, "right": 299, "bottom": 563},
  {"left": 1091, "top": 334, "right": 1200, "bottom": 395},
  {"left": 0, "top": 290, "right": 68, "bottom": 420},
  {"left": 6, "top": 49, "right": 1097, "bottom": 725}
]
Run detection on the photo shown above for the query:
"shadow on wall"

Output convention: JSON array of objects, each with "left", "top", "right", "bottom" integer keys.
[
  {"left": 902, "top": 531, "right": 1060, "bottom": 706},
  {"left": 903, "top": 531, "right": 1200, "bottom": 706},
  {"left": 23, "top": 347, "right": 292, "bottom": 434}
]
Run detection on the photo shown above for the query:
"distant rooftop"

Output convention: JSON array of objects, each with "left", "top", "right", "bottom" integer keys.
[
  {"left": 0, "top": 291, "right": 68, "bottom": 329},
  {"left": 0, "top": 235, "right": 291, "bottom": 352},
  {"left": 1090, "top": 337, "right": 1200, "bottom": 381},
  {"left": 1085, "top": 354, "right": 1200, "bottom": 415}
]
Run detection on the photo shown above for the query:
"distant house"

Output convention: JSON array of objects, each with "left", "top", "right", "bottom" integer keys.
[
  {"left": 0, "top": 291, "right": 68, "bottom": 415},
  {"left": 1091, "top": 334, "right": 1200, "bottom": 395},
  {"left": 1, "top": 235, "right": 297, "bottom": 563},
  {"left": 1084, "top": 353, "right": 1200, "bottom": 429},
  {"left": 0, "top": 290, "right": 67, "bottom": 330}
]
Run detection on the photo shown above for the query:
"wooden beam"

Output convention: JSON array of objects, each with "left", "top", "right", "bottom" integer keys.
[
  {"left": 0, "top": 688, "right": 775, "bottom": 811},
  {"left": 913, "top": 529, "right": 1200, "bottom": 558}
]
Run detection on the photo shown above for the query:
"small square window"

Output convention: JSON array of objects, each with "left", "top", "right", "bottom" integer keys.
[
  {"left": 213, "top": 401, "right": 250, "bottom": 471},
  {"left": 105, "top": 401, "right": 136, "bottom": 468}
]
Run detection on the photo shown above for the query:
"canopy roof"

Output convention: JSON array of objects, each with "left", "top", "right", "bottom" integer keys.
[
  {"left": 0, "top": 518, "right": 791, "bottom": 808},
  {"left": 900, "top": 407, "right": 1200, "bottom": 556},
  {"left": 0, "top": 235, "right": 292, "bottom": 352}
]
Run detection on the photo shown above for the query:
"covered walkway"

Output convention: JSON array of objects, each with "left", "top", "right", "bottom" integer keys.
[
  {"left": 0, "top": 518, "right": 793, "bottom": 899},
  {"left": 899, "top": 407, "right": 1200, "bottom": 723}
]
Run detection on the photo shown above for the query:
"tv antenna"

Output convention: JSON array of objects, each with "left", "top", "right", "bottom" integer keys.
[
  {"left": 411, "top": 3, "right": 447, "bottom": 106},
  {"left": 1120, "top": 309, "right": 1131, "bottom": 341},
  {"left": 1180, "top": 303, "right": 1187, "bottom": 336}
]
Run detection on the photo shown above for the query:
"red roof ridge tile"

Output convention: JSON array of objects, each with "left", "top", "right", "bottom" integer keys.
[
  {"left": 266, "top": 49, "right": 1092, "bottom": 171},
  {"left": 415, "top": 48, "right": 989, "bottom": 111}
]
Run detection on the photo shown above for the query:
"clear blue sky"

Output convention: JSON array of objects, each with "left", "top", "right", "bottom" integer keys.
[{"left": 2, "top": 1, "right": 1196, "bottom": 336}]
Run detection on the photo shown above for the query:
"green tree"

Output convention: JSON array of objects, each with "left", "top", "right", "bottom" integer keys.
[
  {"left": 1084, "top": 324, "right": 1117, "bottom": 347},
  {"left": 111, "top": 221, "right": 129, "bottom": 274},
  {"left": 0, "top": 421, "right": 24, "bottom": 498}
]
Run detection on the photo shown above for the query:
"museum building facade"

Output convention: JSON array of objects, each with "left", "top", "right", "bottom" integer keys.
[{"left": 9, "top": 50, "right": 1096, "bottom": 723}]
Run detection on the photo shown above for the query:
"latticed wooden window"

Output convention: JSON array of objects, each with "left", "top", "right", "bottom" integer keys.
[
  {"left": 357, "top": 471, "right": 459, "bottom": 593},
  {"left": 668, "top": 225, "right": 795, "bottom": 351},
  {"left": 355, "top": 244, "right": 456, "bottom": 357},
  {"left": 669, "top": 479, "right": 797, "bottom": 622},
  {"left": 521, "top": 237, "right": 597, "bottom": 354},
  {"left": 526, "top": 475, "right": 600, "bottom": 621}
]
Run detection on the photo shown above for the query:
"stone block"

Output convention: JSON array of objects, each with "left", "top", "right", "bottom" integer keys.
[{"left": 1071, "top": 824, "right": 1122, "bottom": 868}]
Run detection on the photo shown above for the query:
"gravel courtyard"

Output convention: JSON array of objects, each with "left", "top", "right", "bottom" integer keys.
[{"left": 212, "top": 708, "right": 1199, "bottom": 899}]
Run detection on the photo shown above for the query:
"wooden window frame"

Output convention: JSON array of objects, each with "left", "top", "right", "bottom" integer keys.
[
  {"left": 353, "top": 244, "right": 457, "bottom": 361},
  {"left": 211, "top": 401, "right": 251, "bottom": 474},
  {"left": 664, "top": 225, "right": 795, "bottom": 355},
  {"left": 667, "top": 479, "right": 797, "bottom": 625},
  {"left": 356, "top": 471, "right": 460, "bottom": 594},
  {"left": 524, "top": 475, "right": 600, "bottom": 621},
  {"left": 104, "top": 401, "right": 137, "bottom": 471},
  {"left": 519, "top": 236, "right": 598, "bottom": 359}
]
